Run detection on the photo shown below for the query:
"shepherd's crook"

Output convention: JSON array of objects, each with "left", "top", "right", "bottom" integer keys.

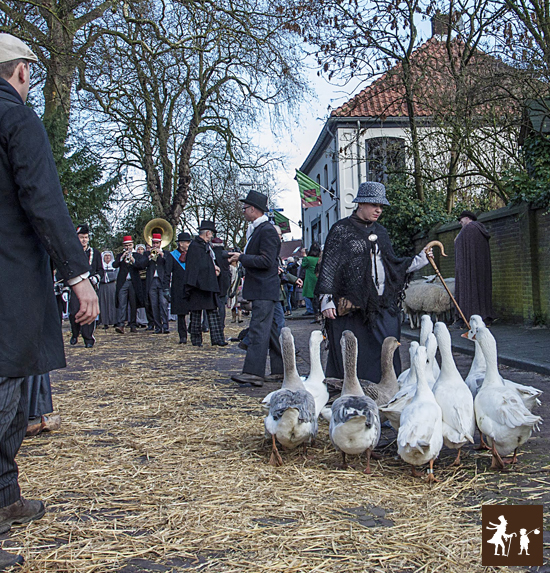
[{"left": 423, "top": 240, "right": 470, "bottom": 330}]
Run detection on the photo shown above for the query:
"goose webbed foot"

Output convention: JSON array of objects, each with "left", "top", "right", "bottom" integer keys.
[
  {"left": 426, "top": 459, "right": 439, "bottom": 484},
  {"left": 338, "top": 452, "right": 348, "bottom": 470},
  {"left": 451, "top": 448, "right": 462, "bottom": 466},
  {"left": 503, "top": 448, "right": 519, "bottom": 465},
  {"left": 269, "top": 434, "right": 283, "bottom": 467},
  {"left": 490, "top": 443, "right": 505, "bottom": 471},
  {"left": 410, "top": 465, "right": 421, "bottom": 478},
  {"left": 363, "top": 449, "right": 373, "bottom": 474},
  {"left": 475, "top": 433, "right": 491, "bottom": 451}
]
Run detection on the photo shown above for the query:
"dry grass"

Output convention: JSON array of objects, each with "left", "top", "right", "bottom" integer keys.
[{"left": 3, "top": 324, "right": 530, "bottom": 572}]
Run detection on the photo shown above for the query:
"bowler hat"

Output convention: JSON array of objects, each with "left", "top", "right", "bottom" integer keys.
[
  {"left": 0, "top": 33, "right": 38, "bottom": 64},
  {"left": 352, "top": 181, "right": 390, "bottom": 206},
  {"left": 177, "top": 232, "right": 192, "bottom": 242},
  {"left": 199, "top": 220, "right": 216, "bottom": 232},
  {"left": 76, "top": 224, "right": 89, "bottom": 235},
  {"left": 240, "top": 190, "right": 268, "bottom": 213},
  {"left": 458, "top": 210, "right": 477, "bottom": 221}
]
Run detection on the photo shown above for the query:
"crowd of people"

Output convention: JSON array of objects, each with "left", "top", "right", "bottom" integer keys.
[{"left": 0, "top": 32, "right": 495, "bottom": 569}]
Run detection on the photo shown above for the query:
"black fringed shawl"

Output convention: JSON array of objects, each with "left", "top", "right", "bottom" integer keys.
[{"left": 315, "top": 215, "right": 413, "bottom": 324}]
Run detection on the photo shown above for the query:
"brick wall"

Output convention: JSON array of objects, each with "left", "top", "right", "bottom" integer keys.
[{"left": 414, "top": 203, "right": 549, "bottom": 324}]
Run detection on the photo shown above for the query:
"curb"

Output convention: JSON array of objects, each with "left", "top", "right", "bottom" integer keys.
[{"left": 401, "top": 327, "right": 550, "bottom": 377}]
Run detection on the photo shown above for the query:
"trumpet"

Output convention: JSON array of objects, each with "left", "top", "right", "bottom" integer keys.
[
  {"left": 149, "top": 247, "right": 161, "bottom": 262},
  {"left": 121, "top": 246, "right": 135, "bottom": 264}
]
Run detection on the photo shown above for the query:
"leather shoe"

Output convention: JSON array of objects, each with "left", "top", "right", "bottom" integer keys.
[
  {"left": 162, "top": 328, "right": 170, "bottom": 334},
  {"left": 192, "top": 342, "right": 203, "bottom": 347},
  {"left": 0, "top": 548, "right": 24, "bottom": 569},
  {"left": 231, "top": 373, "right": 264, "bottom": 386},
  {"left": 264, "top": 373, "right": 284, "bottom": 382},
  {"left": 69, "top": 336, "right": 78, "bottom": 345},
  {"left": 115, "top": 326, "right": 125, "bottom": 334},
  {"left": 84, "top": 341, "right": 94, "bottom": 348},
  {"left": 0, "top": 498, "right": 45, "bottom": 534},
  {"left": 179, "top": 339, "right": 187, "bottom": 344},
  {"left": 146, "top": 325, "right": 155, "bottom": 331},
  {"left": 130, "top": 326, "right": 138, "bottom": 333},
  {"left": 154, "top": 329, "right": 162, "bottom": 334},
  {"left": 237, "top": 341, "right": 248, "bottom": 351},
  {"left": 213, "top": 341, "right": 228, "bottom": 346}
]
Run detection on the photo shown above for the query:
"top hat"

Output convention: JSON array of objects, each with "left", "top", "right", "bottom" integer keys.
[
  {"left": 0, "top": 33, "right": 38, "bottom": 64},
  {"left": 177, "top": 232, "right": 192, "bottom": 242},
  {"left": 122, "top": 235, "right": 133, "bottom": 244},
  {"left": 76, "top": 224, "right": 89, "bottom": 235},
  {"left": 352, "top": 182, "right": 390, "bottom": 206},
  {"left": 240, "top": 190, "right": 268, "bottom": 213},
  {"left": 458, "top": 210, "right": 477, "bottom": 221},
  {"left": 199, "top": 220, "right": 216, "bottom": 232}
]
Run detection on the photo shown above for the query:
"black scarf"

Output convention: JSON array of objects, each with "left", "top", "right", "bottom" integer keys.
[{"left": 315, "top": 215, "right": 413, "bottom": 324}]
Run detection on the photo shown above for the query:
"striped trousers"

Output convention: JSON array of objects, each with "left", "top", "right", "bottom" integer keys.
[
  {"left": 189, "top": 309, "right": 225, "bottom": 346},
  {"left": 0, "top": 376, "right": 28, "bottom": 507}
]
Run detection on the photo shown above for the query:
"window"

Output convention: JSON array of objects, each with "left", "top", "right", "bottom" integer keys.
[
  {"left": 324, "top": 164, "right": 329, "bottom": 190},
  {"left": 365, "top": 137, "right": 405, "bottom": 183}
]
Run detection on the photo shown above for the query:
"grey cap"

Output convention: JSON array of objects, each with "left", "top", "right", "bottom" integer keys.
[
  {"left": 352, "top": 181, "right": 390, "bottom": 206},
  {"left": 0, "top": 34, "right": 38, "bottom": 64}
]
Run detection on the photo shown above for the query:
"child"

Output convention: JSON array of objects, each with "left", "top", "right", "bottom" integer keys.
[{"left": 519, "top": 528, "right": 530, "bottom": 555}]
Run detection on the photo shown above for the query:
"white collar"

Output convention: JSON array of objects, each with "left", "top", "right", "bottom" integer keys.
[{"left": 246, "top": 214, "right": 269, "bottom": 240}]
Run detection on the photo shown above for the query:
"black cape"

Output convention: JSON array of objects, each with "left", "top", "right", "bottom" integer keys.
[
  {"left": 454, "top": 220, "right": 494, "bottom": 321},
  {"left": 184, "top": 237, "right": 219, "bottom": 311}
]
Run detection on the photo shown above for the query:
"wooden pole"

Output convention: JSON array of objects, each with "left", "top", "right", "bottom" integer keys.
[{"left": 423, "top": 240, "right": 470, "bottom": 330}]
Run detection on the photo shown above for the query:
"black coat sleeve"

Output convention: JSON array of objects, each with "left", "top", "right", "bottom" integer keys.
[
  {"left": 239, "top": 225, "right": 280, "bottom": 269},
  {"left": 0, "top": 104, "right": 90, "bottom": 280}
]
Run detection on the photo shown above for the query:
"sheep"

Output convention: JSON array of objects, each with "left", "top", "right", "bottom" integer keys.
[{"left": 403, "top": 275, "right": 456, "bottom": 329}]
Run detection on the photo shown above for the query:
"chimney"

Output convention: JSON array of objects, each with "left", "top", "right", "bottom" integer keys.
[{"left": 431, "top": 11, "right": 447, "bottom": 38}]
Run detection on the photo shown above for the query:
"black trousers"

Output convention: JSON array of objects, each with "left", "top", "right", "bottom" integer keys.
[
  {"left": 326, "top": 307, "right": 402, "bottom": 383},
  {"left": 189, "top": 309, "right": 224, "bottom": 346},
  {"left": 177, "top": 314, "right": 188, "bottom": 342},
  {"left": 149, "top": 277, "right": 169, "bottom": 330},
  {"left": 117, "top": 280, "right": 137, "bottom": 327},
  {"left": 69, "top": 293, "right": 96, "bottom": 343},
  {"left": 217, "top": 295, "right": 227, "bottom": 331},
  {"left": 0, "top": 376, "right": 28, "bottom": 507},
  {"left": 242, "top": 299, "right": 283, "bottom": 378}
]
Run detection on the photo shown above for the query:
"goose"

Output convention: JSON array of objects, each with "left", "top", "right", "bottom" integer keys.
[
  {"left": 464, "top": 316, "right": 542, "bottom": 409},
  {"left": 397, "top": 345, "right": 443, "bottom": 483},
  {"left": 329, "top": 330, "right": 381, "bottom": 474},
  {"left": 397, "top": 341, "right": 419, "bottom": 390},
  {"left": 261, "top": 330, "right": 329, "bottom": 417},
  {"left": 432, "top": 322, "right": 475, "bottom": 465},
  {"left": 473, "top": 326, "right": 542, "bottom": 470},
  {"left": 264, "top": 327, "right": 318, "bottom": 466},
  {"left": 398, "top": 315, "right": 440, "bottom": 389},
  {"left": 379, "top": 342, "right": 419, "bottom": 431}
]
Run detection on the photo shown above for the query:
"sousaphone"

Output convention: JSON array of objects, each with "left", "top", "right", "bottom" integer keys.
[{"left": 143, "top": 218, "right": 173, "bottom": 248}]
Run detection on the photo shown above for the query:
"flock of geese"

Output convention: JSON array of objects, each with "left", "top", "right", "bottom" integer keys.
[{"left": 261, "top": 315, "right": 543, "bottom": 482}]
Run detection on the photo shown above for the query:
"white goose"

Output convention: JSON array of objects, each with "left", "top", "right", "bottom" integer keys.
[
  {"left": 465, "top": 316, "right": 542, "bottom": 409},
  {"left": 474, "top": 326, "right": 542, "bottom": 470},
  {"left": 398, "top": 315, "right": 440, "bottom": 389},
  {"left": 329, "top": 330, "right": 381, "bottom": 474},
  {"left": 264, "top": 327, "right": 318, "bottom": 466},
  {"left": 379, "top": 342, "right": 419, "bottom": 431},
  {"left": 262, "top": 330, "right": 328, "bottom": 417},
  {"left": 397, "top": 345, "right": 443, "bottom": 482},
  {"left": 432, "top": 322, "right": 475, "bottom": 465}
]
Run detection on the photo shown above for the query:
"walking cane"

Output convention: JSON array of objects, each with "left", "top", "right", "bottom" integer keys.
[
  {"left": 505, "top": 532, "right": 517, "bottom": 557},
  {"left": 423, "top": 240, "right": 470, "bottom": 330}
]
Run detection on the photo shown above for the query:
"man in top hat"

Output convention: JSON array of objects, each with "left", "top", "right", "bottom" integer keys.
[
  {"left": 68, "top": 224, "right": 104, "bottom": 347},
  {"left": 143, "top": 233, "right": 170, "bottom": 334},
  {"left": 0, "top": 33, "right": 99, "bottom": 569},
  {"left": 455, "top": 210, "right": 494, "bottom": 325},
  {"left": 183, "top": 221, "right": 227, "bottom": 347},
  {"left": 228, "top": 190, "right": 283, "bottom": 386},
  {"left": 164, "top": 231, "right": 192, "bottom": 343},
  {"left": 113, "top": 236, "right": 147, "bottom": 334}
]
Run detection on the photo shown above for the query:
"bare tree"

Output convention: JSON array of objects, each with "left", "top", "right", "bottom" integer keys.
[{"left": 77, "top": 0, "right": 306, "bottom": 228}]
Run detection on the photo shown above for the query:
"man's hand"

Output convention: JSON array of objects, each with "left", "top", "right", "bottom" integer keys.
[
  {"left": 227, "top": 252, "right": 241, "bottom": 264},
  {"left": 295, "top": 278, "right": 303, "bottom": 287},
  {"left": 158, "top": 250, "right": 164, "bottom": 258},
  {"left": 72, "top": 279, "right": 99, "bottom": 325},
  {"left": 322, "top": 308, "right": 337, "bottom": 320},
  {"left": 214, "top": 264, "right": 221, "bottom": 276}
]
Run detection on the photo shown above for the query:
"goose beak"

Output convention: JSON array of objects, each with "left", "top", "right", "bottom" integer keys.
[
  {"left": 460, "top": 332, "right": 469, "bottom": 339},
  {"left": 397, "top": 342, "right": 401, "bottom": 346}
]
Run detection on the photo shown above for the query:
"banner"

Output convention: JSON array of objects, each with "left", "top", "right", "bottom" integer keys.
[
  {"left": 296, "top": 169, "right": 322, "bottom": 208},
  {"left": 272, "top": 211, "right": 291, "bottom": 234}
]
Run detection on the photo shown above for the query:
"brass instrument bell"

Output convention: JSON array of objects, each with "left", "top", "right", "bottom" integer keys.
[{"left": 143, "top": 218, "right": 173, "bottom": 249}]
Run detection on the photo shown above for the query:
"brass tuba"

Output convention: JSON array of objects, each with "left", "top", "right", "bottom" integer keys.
[{"left": 143, "top": 218, "right": 174, "bottom": 252}]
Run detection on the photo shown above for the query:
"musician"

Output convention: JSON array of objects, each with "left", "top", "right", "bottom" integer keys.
[
  {"left": 164, "top": 231, "right": 192, "bottom": 343},
  {"left": 68, "top": 224, "right": 103, "bottom": 348},
  {"left": 183, "top": 221, "right": 227, "bottom": 347},
  {"left": 144, "top": 233, "right": 170, "bottom": 334},
  {"left": 112, "top": 236, "right": 146, "bottom": 334}
]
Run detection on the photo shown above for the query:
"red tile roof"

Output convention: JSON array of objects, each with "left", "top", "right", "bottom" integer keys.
[{"left": 331, "top": 38, "right": 511, "bottom": 119}]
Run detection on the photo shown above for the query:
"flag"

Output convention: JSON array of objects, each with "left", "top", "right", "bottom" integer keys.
[
  {"left": 296, "top": 169, "right": 322, "bottom": 208},
  {"left": 272, "top": 211, "right": 291, "bottom": 234}
]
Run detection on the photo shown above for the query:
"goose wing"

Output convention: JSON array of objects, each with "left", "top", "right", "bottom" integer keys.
[{"left": 269, "top": 389, "right": 316, "bottom": 423}]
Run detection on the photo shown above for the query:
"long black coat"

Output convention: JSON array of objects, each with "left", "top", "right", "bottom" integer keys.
[
  {"left": 163, "top": 250, "right": 188, "bottom": 315},
  {"left": 213, "top": 245, "right": 231, "bottom": 298},
  {"left": 239, "top": 221, "right": 281, "bottom": 301},
  {"left": 113, "top": 252, "right": 147, "bottom": 308},
  {"left": 0, "top": 79, "right": 90, "bottom": 377},
  {"left": 183, "top": 237, "right": 219, "bottom": 311}
]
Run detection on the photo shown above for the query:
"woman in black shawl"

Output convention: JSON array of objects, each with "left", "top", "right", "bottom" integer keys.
[{"left": 316, "top": 182, "right": 431, "bottom": 382}]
